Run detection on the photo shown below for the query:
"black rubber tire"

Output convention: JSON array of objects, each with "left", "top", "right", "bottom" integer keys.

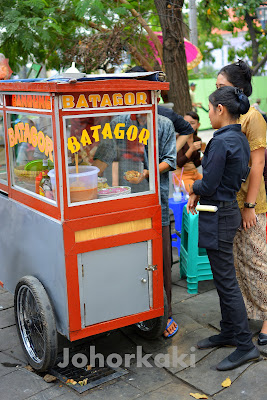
[
  {"left": 14, "top": 276, "right": 58, "bottom": 371},
  {"left": 133, "top": 291, "right": 168, "bottom": 339}
]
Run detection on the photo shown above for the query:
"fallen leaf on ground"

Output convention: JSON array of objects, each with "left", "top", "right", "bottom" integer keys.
[
  {"left": 43, "top": 374, "right": 57, "bottom": 383},
  {"left": 25, "top": 365, "right": 34, "bottom": 372},
  {"left": 221, "top": 377, "right": 231, "bottom": 387},
  {"left": 78, "top": 378, "right": 88, "bottom": 386},
  {"left": 86, "top": 365, "right": 92, "bottom": 371},
  {"left": 190, "top": 393, "right": 208, "bottom": 399},
  {"left": 66, "top": 379, "right": 77, "bottom": 385}
]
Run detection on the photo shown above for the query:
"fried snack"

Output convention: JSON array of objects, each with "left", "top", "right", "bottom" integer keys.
[
  {"left": 124, "top": 170, "right": 141, "bottom": 182},
  {"left": 97, "top": 181, "right": 109, "bottom": 190}
]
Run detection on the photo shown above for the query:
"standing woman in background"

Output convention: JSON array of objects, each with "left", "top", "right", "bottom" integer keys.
[
  {"left": 187, "top": 86, "right": 260, "bottom": 370},
  {"left": 216, "top": 60, "right": 267, "bottom": 345}
]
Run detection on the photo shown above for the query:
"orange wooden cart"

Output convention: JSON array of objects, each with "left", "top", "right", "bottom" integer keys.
[{"left": 0, "top": 73, "right": 169, "bottom": 371}]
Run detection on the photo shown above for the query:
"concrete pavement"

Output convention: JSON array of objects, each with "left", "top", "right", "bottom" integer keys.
[{"left": 0, "top": 250, "right": 266, "bottom": 399}]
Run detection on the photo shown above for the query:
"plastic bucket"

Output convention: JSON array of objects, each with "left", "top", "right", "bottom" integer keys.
[{"left": 48, "top": 166, "right": 100, "bottom": 202}]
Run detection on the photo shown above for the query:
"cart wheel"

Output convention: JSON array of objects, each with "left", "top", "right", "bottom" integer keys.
[
  {"left": 14, "top": 276, "right": 58, "bottom": 371},
  {"left": 134, "top": 291, "right": 168, "bottom": 339}
]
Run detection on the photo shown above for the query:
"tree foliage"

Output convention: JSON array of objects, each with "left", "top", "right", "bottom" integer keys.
[
  {"left": 195, "top": 0, "right": 267, "bottom": 74},
  {"left": 0, "top": 0, "right": 82, "bottom": 71}
]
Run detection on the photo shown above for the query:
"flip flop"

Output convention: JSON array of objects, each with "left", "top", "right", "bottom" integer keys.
[{"left": 164, "top": 317, "right": 179, "bottom": 338}]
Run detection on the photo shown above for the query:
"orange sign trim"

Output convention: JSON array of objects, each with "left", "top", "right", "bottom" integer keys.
[{"left": 11, "top": 94, "right": 51, "bottom": 110}]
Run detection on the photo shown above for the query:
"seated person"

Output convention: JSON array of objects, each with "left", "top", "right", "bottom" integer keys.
[{"left": 174, "top": 111, "right": 202, "bottom": 193}]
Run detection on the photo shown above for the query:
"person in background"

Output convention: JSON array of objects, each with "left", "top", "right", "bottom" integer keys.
[
  {"left": 187, "top": 86, "right": 260, "bottom": 371},
  {"left": 216, "top": 60, "right": 267, "bottom": 346},
  {"left": 252, "top": 99, "right": 267, "bottom": 123},
  {"left": 189, "top": 83, "right": 202, "bottom": 112},
  {"left": 174, "top": 111, "right": 202, "bottom": 193}
]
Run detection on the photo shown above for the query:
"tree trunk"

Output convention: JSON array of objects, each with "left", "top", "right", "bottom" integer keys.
[
  {"left": 154, "top": 0, "right": 191, "bottom": 115},
  {"left": 244, "top": 12, "right": 259, "bottom": 67},
  {"left": 252, "top": 52, "right": 267, "bottom": 75}
]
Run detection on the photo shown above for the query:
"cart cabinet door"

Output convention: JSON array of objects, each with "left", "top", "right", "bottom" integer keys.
[{"left": 78, "top": 242, "right": 150, "bottom": 327}]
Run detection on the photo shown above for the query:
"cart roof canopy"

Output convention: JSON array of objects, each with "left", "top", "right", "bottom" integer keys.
[{"left": 1, "top": 71, "right": 165, "bottom": 84}]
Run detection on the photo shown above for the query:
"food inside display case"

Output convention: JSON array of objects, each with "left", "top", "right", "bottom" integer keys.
[
  {"left": 7, "top": 114, "right": 56, "bottom": 200},
  {"left": 5, "top": 109, "right": 154, "bottom": 204}
]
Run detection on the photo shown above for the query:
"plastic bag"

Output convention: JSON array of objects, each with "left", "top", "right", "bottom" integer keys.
[{"left": 0, "top": 53, "right": 12, "bottom": 80}]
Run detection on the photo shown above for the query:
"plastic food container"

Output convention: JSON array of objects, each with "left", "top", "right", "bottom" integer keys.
[{"left": 48, "top": 166, "right": 100, "bottom": 202}]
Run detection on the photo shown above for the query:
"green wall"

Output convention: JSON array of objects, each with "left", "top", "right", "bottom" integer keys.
[{"left": 189, "top": 76, "right": 267, "bottom": 130}]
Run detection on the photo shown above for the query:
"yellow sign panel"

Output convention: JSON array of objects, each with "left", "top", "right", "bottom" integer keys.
[
  {"left": 62, "top": 92, "right": 148, "bottom": 109},
  {"left": 67, "top": 123, "right": 150, "bottom": 154},
  {"left": 8, "top": 122, "right": 54, "bottom": 162}
]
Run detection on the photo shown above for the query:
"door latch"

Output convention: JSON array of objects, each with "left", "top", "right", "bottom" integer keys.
[{"left": 145, "top": 265, "right": 157, "bottom": 272}]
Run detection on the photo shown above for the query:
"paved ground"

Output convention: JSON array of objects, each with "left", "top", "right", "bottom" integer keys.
[{"left": 0, "top": 238, "right": 266, "bottom": 400}]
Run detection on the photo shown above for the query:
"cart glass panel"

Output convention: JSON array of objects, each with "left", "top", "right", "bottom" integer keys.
[
  {"left": 0, "top": 112, "right": 7, "bottom": 182},
  {"left": 7, "top": 113, "right": 56, "bottom": 201},
  {"left": 64, "top": 112, "right": 155, "bottom": 204}
]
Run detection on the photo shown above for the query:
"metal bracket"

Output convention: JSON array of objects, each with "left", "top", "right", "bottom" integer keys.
[{"left": 145, "top": 265, "right": 157, "bottom": 272}]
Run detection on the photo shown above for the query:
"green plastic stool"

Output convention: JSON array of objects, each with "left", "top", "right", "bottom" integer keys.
[{"left": 180, "top": 205, "right": 213, "bottom": 294}]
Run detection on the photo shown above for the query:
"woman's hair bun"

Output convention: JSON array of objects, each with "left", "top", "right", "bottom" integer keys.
[
  {"left": 218, "top": 59, "right": 252, "bottom": 97},
  {"left": 236, "top": 59, "right": 252, "bottom": 82},
  {"left": 234, "top": 87, "right": 250, "bottom": 114}
]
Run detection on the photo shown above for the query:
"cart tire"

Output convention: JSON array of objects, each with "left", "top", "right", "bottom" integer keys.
[
  {"left": 14, "top": 276, "right": 58, "bottom": 371},
  {"left": 134, "top": 291, "right": 168, "bottom": 339}
]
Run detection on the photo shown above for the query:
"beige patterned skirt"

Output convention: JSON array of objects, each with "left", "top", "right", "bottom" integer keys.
[{"left": 233, "top": 213, "right": 267, "bottom": 320}]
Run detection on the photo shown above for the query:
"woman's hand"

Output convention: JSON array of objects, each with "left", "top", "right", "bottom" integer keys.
[
  {"left": 187, "top": 193, "right": 199, "bottom": 214},
  {"left": 185, "top": 141, "right": 202, "bottom": 159},
  {"left": 188, "top": 184, "right": 194, "bottom": 195},
  {"left": 190, "top": 141, "right": 201, "bottom": 152},
  {"left": 241, "top": 207, "right": 257, "bottom": 231}
]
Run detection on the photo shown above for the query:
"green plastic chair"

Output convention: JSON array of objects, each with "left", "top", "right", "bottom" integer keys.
[{"left": 180, "top": 205, "right": 213, "bottom": 294}]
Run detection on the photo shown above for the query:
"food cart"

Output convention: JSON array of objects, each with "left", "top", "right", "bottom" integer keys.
[{"left": 0, "top": 73, "right": 169, "bottom": 371}]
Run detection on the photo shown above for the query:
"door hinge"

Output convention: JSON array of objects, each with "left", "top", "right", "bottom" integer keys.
[{"left": 82, "top": 264, "right": 84, "bottom": 278}]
